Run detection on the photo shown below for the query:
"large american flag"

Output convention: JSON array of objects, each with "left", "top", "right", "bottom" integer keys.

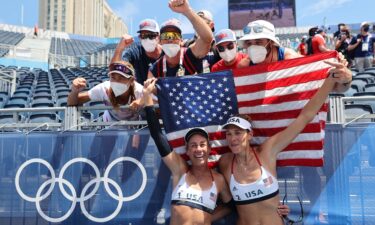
[{"left": 157, "top": 51, "right": 338, "bottom": 167}]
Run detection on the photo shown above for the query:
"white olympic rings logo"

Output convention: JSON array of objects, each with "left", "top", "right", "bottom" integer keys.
[{"left": 15, "top": 157, "right": 147, "bottom": 223}]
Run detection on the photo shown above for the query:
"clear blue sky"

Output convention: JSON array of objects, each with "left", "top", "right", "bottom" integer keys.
[{"left": 0, "top": 0, "right": 373, "bottom": 36}]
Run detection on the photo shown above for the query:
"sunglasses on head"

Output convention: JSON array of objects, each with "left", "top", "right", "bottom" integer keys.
[
  {"left": 160, "top": 32, "right": 182, "bottom": 41},
  {"left": 109, "top": 63, "right": 134, "bottom": 76},
  {"left": 217, "top": 42, "right": 235, "bottom": 52},
  {"left": 243, "top": 24, "right": 273, "bottom": 35},
  {"left": 139, "top": 33, "right": 158, "bottom": 40}
]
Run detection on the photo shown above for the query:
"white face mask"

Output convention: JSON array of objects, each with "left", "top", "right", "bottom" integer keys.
[
  {"left": 219, "top": 48, "right": 237, "bottom": 62},
  {"left": 247, "top": 45, "right": 268, "bottom": 64},
  {"left": 141, "top": 38, "right": 158, "bottom": 52},
  {"left": 110, "top": 81, "right": 129, "bottom": 97},
  {"left": 162, "top": 44, "right": 180, "bottom": 57}
]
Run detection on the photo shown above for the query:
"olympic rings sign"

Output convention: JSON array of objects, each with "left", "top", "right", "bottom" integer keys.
[{"left": 15, "top": 157, "right": 147, "bottom": 223}]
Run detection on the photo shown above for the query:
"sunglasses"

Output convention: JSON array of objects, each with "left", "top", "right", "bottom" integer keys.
[
  {"left": 109, "top": 63, "right": 134, "bottom": 77},
  {"left": 217, "top": 42, "right": 235, "bottom": 52},
  {"left": 139, "top": 33, "right": 158, "bottom": 40},
  {"left": 282, "top": 195, "right": 304, "bottom": 225},
  {"left": 160, "top": 32, "right": 182, "bottom": 41},
  {"left": 243, "top": 24, "right": 273, "bottom": 35}
]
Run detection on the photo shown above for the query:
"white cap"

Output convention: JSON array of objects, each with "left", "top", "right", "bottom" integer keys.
[
  {"left": 197, "top": 10, "right": 213, "bottom": 22},
  {"left": 361, "top": 21, "right": 370, "bottom": 27},
  {"left": 222, "top": 116, "right": 252, "bottom": 131},
  {"left": 238, "top": 20, "right": 280, "bottom": 48}
]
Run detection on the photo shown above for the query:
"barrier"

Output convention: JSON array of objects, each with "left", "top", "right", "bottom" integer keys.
[{"left": 0, "top": 124, "right": 374, "bottom": 224}]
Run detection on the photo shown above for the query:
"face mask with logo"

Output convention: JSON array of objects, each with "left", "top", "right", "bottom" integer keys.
[
  {"left": 247, "top": 44, "right": 268, "bottom": 64},
  {"left": 219, "top": 48, "right": 237, "bottom": 62},
  {"left": 162, "top": 44, "right": 180, "bottom": 57},
  {"left": 110, "top": 82, "right": 129, "bottom": 97},
  {"left": 141, "top": 38, "right": 158, "bottom": 52}
]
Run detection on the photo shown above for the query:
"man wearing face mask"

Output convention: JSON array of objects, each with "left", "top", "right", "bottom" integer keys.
[
  {"left": 148, "top": 0, "right": 213, "bottom": 78},
  {"left": 211, "top": 29, "right": 248, "bottom": 72},
  {"left": 237, "top": 20, "right": 352, "bottom": 92},
  {"left": 68, "top": 61, "right": 144, "bottom": 122},
  {"left": 111, "top": 19, "right": 163, "bottom": 85},
  {"left": 348, "top": 22, "right": 375, "bottom": 72}
]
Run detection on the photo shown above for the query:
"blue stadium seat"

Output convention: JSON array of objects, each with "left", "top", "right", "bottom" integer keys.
[
  {"left": 351, "top": 78, "right": 368, "bottom": 92},
  {"left": 364, "top": 84, "right": 375, "bottom": 92},
  {"left": 89, "top": 101, "right": 105, "bottom": 119},
  {"left": 345, "top": 104, "right": 373, "bottom": 122},
  {"left": 344, "top": 85, "right": 359, "bottom": 96},
  {"left": 7, "top": 97, "right": 28, "bottom": 107},
  {"left": 28, "top": 113, "right": 58, "bottom": 123},
  {"left": 354, "top": 72, "right": 375, "bottom": 83},
  {"left": 0, "top": 114, "right": 22, "bottom": 124},
  {"left": 352, "top": 92, "right": 375, "bottom": 111}
]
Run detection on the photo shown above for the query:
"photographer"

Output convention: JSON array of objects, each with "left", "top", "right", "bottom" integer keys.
[{"left": 335, "top": 26, "right": 354, "bottom": 67}]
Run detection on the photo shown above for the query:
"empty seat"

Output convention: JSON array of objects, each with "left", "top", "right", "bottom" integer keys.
[
  {"left": 352, "top": 92, "right": 375, "bottom": 111},
  {"left": 28, "top": 113, "right": 58, "bottom": 123},
  {"left": 344, "top": 104, "right": 373, "bottom": 122},
  {"left": 344, "top": 85, "right": 359, "bottom": 96},
  {"left": 364, "top": 84, "right": 375, "bottom": 92},
  {"left": 351, "top": 78, "right": 368, "bottom": 92},
  {"left": 0, "top": 114, "right": 22, "bottom": 124}
]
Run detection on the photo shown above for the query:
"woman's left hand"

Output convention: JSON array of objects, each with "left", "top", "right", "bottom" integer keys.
[
  {"left": 325, "top": 53, "right": 352, "bottom": 86},
  {"left": 277, "top": 203, "right": 290, "bottom": 217},
  {"left": 129, "top": 98, "right": 143, "bottom": 112}
]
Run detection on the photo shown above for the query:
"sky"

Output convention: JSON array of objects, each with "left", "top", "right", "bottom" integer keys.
[{"left": 0, "top": 0, "right": 373, "bottom": 36}]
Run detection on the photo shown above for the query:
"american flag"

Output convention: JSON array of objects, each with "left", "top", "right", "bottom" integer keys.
[
  {"left": 157, "top": 51, "right": 338, "bottom": 167},
  {"left": 263, "top": 176, "right": 274, "bottom": 187},
  {"left": 157, "top": 71, "right": 237, "bottom": 167}
]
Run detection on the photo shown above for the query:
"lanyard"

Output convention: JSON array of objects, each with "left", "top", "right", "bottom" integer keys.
[{"left": 163, "top": 48, "right": 185, "bottom": 77}]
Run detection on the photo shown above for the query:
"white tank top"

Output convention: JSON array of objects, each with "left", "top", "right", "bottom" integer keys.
[
  {"left": 171, "top": 173, "right": 218, "bottom": 214},
  {"left": 230, "top": 150, "right": 279, "bottom": 205}
]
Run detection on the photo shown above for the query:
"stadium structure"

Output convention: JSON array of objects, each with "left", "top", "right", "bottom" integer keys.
[{"left": 0, "top": 12, "right": 374, "bottom": 225}]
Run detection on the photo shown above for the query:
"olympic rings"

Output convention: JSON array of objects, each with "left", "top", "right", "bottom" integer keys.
[{"left": 15, "top": 157, "right": 147, "bottom": 223}]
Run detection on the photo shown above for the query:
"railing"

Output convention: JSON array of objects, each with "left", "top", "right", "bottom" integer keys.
[{"left": 0, "top": 69, "right": 16, "bottom": 95}]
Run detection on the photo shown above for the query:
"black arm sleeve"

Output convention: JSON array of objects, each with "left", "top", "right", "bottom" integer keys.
[{"left": 145, "top": 106, "right": 172, "bottom": 157}]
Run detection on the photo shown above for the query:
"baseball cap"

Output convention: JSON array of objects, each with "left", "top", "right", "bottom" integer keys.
[
  {"left": 137, "top": 19, "right": 160, "bottom": 33},
  {"left": 160, "top": 18, "right": 182, "bottom": 34},
  {"left": 222, "top": 116, "right": 252, "bottom": 131},
  {"left": 215, "top": 29, "right": 236, "bottom": 45},
  {"left": 108, "top": 62, "right": 134, "bottom": 78},
  {"left": 361, "top": 21, "right": 370, "bottom": 27},
  {"left": 184, "top": 127, "right": 209, "bottom": 143},
  {"left": 238, "top": 20, "right": 280, "bottom": 47},
  {"left": 197, "top": 10, "right": 213, "bottom": 22}
]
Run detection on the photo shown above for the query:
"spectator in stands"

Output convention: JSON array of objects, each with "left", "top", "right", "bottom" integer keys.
[
  {"left": 183, "top": 9, "right": 221, "bottom": 72},
  {"left": 211, "top": 28, "right": 248, "bottom": 72},
  {"left": 335, "top": 25, "right": 354, "bottom": 67},
  {"left": 148, "top": 0, "right": 213, "bottom": 78},
  {"left": 312, "top": 26, "right": 330, "bottom": 54},
  {"left": 333, "top": 23, "right": 346, "bottom": 39},
  {"left": 306, "top": 26, "right": 319, "bottom": 55},
  {"left": 67, "top": 61, "right": 143, "bottom": 122},
  {"left": 348, "top": 22, "right": 375, "bottom": 72},
  {"left": 33, "top": 24, "right": 38, "bottom": 38},
  {"left": 111, "top": 19, "right": 163, "bottom": 85},
  {"left": 297, "top": 35, "right": 307, "bottom": 56}
]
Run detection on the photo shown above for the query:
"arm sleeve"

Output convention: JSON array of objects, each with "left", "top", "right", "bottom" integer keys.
[{"left": 145, "top": 106, "right": 172, "bottom": 157}]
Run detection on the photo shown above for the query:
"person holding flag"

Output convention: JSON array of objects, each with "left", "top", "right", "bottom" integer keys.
[
  {"left": 142, "top": 77, "right": 234, "bottom": 224},
  {"left": 218, "top": 59, "right": 349, "bottom": 225},
  {"left": 237, "top": 20, "right": 352, "bottom": 92}
]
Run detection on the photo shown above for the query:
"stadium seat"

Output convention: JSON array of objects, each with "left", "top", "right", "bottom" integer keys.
[
  {"left": 344, "top": 85, "right": 359, "bottom": 96},
  {"left": 351, "top": 78, "right": 368, "bottom": 92},
  {"left": 352, "top": 92, "right": 375, "bottom": 111},
  {"left": 364, "top": 84, "right": 375, "bottom": 92},
  {"left": 12, "top": 91, "right": 31, "bottom": 98},
  {"left": 28, "top": 113, "right": 58, "bottom": 123},
  {"left": 7, "top": 97, "right": 28, "bottom": 107},
  {"left": 0, "top": 114, "right": 22, "bottom": 124},
  {"left": 354, "top": 72, "right": 375, "bottom": 83},
  {"left": 344, "top": 104, "right": 373, "bottom": 122}
]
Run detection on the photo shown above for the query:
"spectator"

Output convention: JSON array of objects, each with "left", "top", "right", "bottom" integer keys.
[
  {"left": 211, "top": 28, "right": 248, "bottom": 72},
  {"left": 348, "top": 22, "right": 375, "bottom": 72},
  {"left": 312, "top": 26, "right": 330, "bottom": 54},
  {"left": 297, "top": 35, "right": 308, "bottom": 56},
  {"left": 148, "top": 0, "right": 213, "bottom": 78},
  {"left": 306, "top": 26, "right": 319, "bottom": 55},
  {"left": 333, "top": 23, "right": 346, "bottom": 39},
  {"left": 237, "top": 20, "right": 301, "bottom": 66},
  {"left": 33, "top": 24, "right": 38, "bottom": 38},
  {"left": 67, "top": 61, "right": 143, "bottom": 122},
  {"left": 335, "top": 25, "right": 354, "bottom": 67},
  {"left": 111, "top": 19, "right": 163, "bottom": 85},
  {"left": 184, "top": 9, "right": 221, "bottom": 72}
]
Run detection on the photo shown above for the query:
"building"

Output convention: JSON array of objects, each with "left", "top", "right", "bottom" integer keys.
[{"left": 38, "top": 0, "right": 128, "bottom": 38}]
